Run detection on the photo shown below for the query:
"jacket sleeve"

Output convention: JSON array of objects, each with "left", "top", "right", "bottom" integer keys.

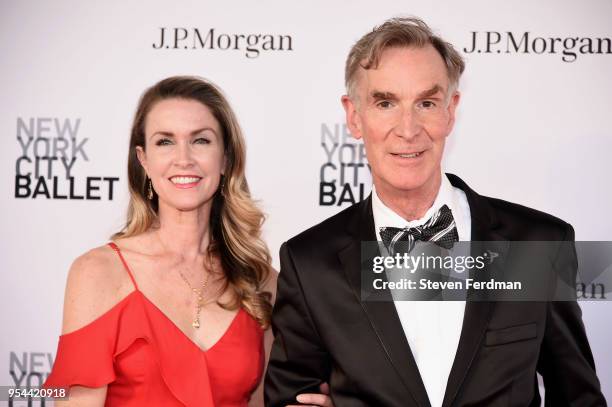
[
  {"left": 264, "top": 242, "right": 332, "bottom": 407},
  {"left": 537, "top": 223, "right": 607, "bottom": 406}
]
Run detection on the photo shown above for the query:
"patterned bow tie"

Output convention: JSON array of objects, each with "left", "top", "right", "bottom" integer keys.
[{"left": 379, "top": 204, "right": 458, "bottom": 254}]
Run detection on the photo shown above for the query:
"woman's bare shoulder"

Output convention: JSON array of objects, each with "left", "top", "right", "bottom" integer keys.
[{"left": 61, "top": 244, "right": 135, "bottom": 334}]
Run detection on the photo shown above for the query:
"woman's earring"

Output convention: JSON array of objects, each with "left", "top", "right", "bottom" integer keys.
[
  {"left": 147, "top": 178, "right": 154, "bottom": 200},
  {"left": 219, "top": 175, "right": 225, "bottom": 197}
]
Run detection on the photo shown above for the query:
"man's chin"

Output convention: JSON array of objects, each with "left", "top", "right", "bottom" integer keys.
[{"left": 377, "top": 176, "right": 436, "bottom": 195}]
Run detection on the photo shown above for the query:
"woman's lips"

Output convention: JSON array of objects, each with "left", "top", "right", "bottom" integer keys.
[{"left": 169, "top": 176, "right": 202, "bottom": 189}]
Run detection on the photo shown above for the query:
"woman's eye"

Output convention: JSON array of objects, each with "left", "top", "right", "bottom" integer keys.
[
  {"left": 194, "top": 137, "right": 210, "bottom": 144},
  {"left": 156, "top": 138, "right": 172, "bottom": 146}
]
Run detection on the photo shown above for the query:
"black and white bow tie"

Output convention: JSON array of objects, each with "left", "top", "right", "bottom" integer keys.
[{"left": 379, "top": 204, "right": 459, "bottom": 254}]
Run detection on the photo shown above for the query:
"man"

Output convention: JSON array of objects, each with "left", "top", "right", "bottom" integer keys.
[{"left": 265, "top": 17, "right": 606, "bottom": 406}]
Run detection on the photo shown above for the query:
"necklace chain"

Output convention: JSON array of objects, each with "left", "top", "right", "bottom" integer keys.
[
  {"left": 157, "top": 232, "right": 212, "bottom": 329},
  {"left": 178, "top": 268, "right": 210, "bottom": 329}
]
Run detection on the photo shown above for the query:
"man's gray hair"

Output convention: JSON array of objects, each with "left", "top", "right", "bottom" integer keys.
[{"left": 345, "top": 17, "right": 465, "bottom": 99}]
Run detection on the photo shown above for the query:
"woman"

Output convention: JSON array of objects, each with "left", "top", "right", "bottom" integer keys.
[{"left": 44, "top": 76, "right": 331, "bottom": 406}]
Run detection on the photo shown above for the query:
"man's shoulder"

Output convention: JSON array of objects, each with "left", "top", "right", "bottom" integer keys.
[
  {"left": 483, "top": 195, "right": 572, "bottom": 240},
  {"left": 285, "top": 200, "right": 363, "bottom": 253},
  {"left": 448, "top": 173, "right": 572, "bottom": 239}
]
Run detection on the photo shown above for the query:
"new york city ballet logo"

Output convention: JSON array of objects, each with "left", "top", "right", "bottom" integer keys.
[
  {"left": 152, "top": 27, "right": 293, "bottom": 58},
  {"left": 319, "top": 123, "right": 371, "bottom": 206},
  {"left": 14, "top": 117, "right": 119, "bottom": 200},
  {"left": 7, "top": 351, "right": 53, "bottom": 406},
  {"left": 465, "top": 31, "right": 612, "bottom": 62}
]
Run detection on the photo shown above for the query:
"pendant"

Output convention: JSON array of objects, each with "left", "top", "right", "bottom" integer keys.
[{"left": 193, "top": 319, "right": 200, "bottom": 329}]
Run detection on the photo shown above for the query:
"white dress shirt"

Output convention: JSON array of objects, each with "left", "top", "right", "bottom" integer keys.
[{"left": 372, "top": 174, "right": 471, "bottom": 407}]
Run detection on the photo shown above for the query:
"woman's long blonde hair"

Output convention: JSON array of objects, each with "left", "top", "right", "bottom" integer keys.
[{"left": 113, "top": 76, "right": 272, "bottom": 328}]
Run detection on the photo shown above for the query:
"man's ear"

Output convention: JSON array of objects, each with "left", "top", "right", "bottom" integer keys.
[
  {"left": 341, "top": 95, "right": 363, "bottom": 140},
  {"left": 136, "top": 146, "right": 148, "bottom": 175},
  {"left": 446, "top": 91, "right": 461, "bottom": 130}
]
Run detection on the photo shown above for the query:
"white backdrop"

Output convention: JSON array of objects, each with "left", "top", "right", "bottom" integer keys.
[{"left": 1, "top": 0, "right": 611, "bottom": 404}]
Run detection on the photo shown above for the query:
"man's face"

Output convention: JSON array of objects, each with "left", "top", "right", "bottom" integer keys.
[{"left": 342, "top": 45, "right": 460, "bottom": 198}]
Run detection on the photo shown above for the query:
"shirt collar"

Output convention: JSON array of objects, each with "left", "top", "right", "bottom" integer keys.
[{"left": 372, "top": 174, "right": 465, "bottom": 239}]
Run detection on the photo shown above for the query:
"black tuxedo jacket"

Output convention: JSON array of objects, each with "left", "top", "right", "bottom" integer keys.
[{"left": 264, "top": 174, "right": 606, "bottom": 406}]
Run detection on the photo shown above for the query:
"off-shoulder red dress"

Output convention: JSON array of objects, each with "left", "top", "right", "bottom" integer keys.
[{"left": 44, "top": 242, "right": 264, "bottom": 406}]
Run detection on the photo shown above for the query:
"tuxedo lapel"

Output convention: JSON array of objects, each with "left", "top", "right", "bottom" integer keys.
[
  {"left": 442, "top": 174, "right": 508, "bottom": 407},
  {"left": 339, "top": 197, "right": 431, "bottom": 407},
  {"left": 337, "top": 176, "right": 508, "bottom": 407}
]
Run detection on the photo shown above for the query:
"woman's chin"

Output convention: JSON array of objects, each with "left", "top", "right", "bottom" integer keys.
[{"left": 159, "top": 198, "right": 213, "bottom": 214}]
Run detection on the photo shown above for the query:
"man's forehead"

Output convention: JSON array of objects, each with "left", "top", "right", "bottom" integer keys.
[
  {"left": 387, "top": 43, "right": 443, "bottom": 62},
  {"left": 360, "top": 45, "right": 447, "bottom": 72},
  {"left": 355, "top": 46, "right": 450, "bottom": 96}
]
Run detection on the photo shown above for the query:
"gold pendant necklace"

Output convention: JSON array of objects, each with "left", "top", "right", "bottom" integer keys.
[
  {"left": 157, "top": 232, "right": 212, "bottom": 329},
  {"left": 178, "top": 268, "right": 210, "bottom": 329}
]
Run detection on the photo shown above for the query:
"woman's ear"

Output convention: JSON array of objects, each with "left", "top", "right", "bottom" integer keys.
[{"left": 136, "top": 146, "right": 148, "bottom": 174}]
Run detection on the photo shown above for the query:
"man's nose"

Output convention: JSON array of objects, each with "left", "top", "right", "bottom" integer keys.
[{"left": 394, "top": 106, "right": 422, "bottom": 140}]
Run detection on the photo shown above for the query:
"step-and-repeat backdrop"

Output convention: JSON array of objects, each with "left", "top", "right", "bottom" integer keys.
[{"left": 1, "top": 0, "right": 611, "bottom": 404}]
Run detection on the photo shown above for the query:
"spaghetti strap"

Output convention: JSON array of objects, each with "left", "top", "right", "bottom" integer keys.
[{"left": 108, "top": 242, "right": 139, "bottom": 291}]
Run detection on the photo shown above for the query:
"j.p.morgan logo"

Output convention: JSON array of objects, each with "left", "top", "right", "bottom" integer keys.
[
  {"left": 152, "top": 27, "right": 293, "bottom": 58},
  {"left": 465, "top": 31, "right": 611, "bottom": 62}
]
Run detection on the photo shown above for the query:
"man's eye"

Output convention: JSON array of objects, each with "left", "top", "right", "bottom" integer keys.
[
  {"left": 377, "top": 101, "right": 393, "bottom": 109},
  {"left": 420, "top": 100, "right": 436, "bottom": 109},
  {"left": 194, "top": 137, "right": 210, "bottom": 144},
  {"left": 156, "top": 138, "right": 172, "bottom": 146}
]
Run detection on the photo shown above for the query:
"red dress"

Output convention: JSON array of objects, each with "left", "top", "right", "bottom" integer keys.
[{"left": 44, "top": 243, "right": 265, "bottom": 406}]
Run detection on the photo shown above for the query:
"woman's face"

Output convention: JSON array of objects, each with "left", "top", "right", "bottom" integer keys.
[{"left": 137, "top": 98, "right": 226, "bottom": 213}]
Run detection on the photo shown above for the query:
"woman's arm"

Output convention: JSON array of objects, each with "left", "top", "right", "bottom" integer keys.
[
  {"left": 248, "top": 323, "right": 275, "bottom": 407},
  {"left": 249, "top": 269, "right": 278, "bottom": 407},
  {"left": 53, "top": 247, "right": 129, "bottom": 406},
  {"left": 54, "top": 386, "right": 107, "bottom": 407}
]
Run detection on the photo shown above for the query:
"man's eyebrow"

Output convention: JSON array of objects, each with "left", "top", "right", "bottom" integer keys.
[
  {"left": 370, "top": 90, "right": 399, "bottom": 101},
  {"left": 368, "top": 85, "right": 445, "bottom": 102},
  {"left": 417, "top": 84, "right": 445, "bottom": 99}
]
